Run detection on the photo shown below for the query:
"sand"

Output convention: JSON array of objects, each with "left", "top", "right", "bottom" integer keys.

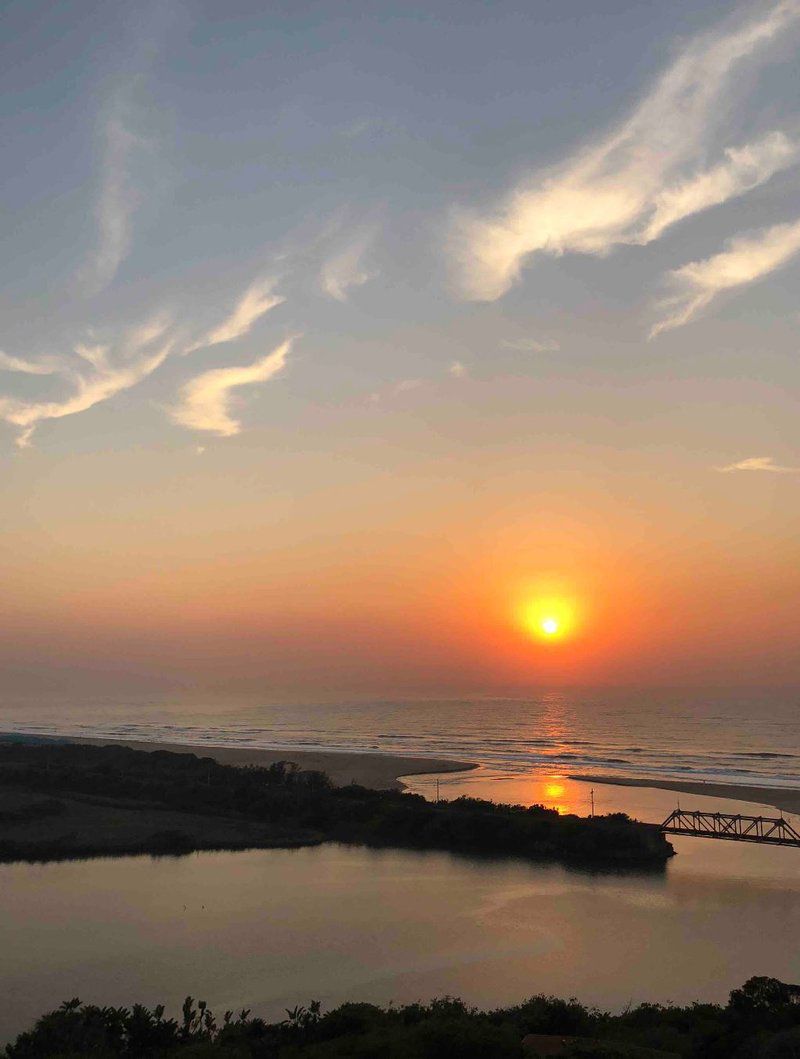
[
  {"left": 38, "top": 734, "right": 800, "bottom": 814},
  {"left": 68, "top": 736, "right": 477, "bottom": 790},
  {"left": 572, "top": 774, "right": 800, "bottom": 817}
]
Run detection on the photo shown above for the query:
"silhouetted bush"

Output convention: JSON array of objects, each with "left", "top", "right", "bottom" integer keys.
[{"left": 5, "top": 976, "right": 800, "bottom": 1058}]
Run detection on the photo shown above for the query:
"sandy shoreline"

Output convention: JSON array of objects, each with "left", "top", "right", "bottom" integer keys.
[
  {"left": 572, "top": 773, "right": 800, "bottom": 817},
  {"left": 18, "top": 733, "right": 800, "bottom": 812},
  {"left": 67, "top": 736, "right": 477, "bottom": 791}
]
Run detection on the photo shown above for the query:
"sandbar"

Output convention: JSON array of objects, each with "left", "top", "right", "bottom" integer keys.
[
  {"left": 67, "top": 736, "right": 476, "bottom": 790},
  {"left": 572, "top": 774, "right": 800, "bottom": 817}
]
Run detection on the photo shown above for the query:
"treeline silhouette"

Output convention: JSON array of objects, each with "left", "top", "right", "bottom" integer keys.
[
  {"left": 5, "top": 976, "right": 800, "bottom": 1057},
  {"left": 0, "top": 741, "right": 671, "bottom": 867}
]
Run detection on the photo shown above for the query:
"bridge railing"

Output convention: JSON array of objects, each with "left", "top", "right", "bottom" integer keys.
[{"left": 660, "top": 809, "right": 800, "bottom": 848}]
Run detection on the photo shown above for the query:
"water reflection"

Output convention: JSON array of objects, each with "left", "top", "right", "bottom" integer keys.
[
  {"left": 404, "top": 767, "right": 800, "bottom": 886},
  {"left": 408, "top": 769, "right": 609, "bottom": 817},
  {"left": 1, "top": 834, "right": 799, "bottom": 1044},
  {"left": 405, "top": 767, "right": 789, "bottom": 832},
  {"left": 542, "top": 780, "right": 568, "bottom": 815}
]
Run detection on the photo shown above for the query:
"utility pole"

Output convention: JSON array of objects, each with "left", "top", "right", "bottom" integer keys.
[
  {"left": 590, "top": 788, "right": 594, "bottom": 818},
  {"left": 436, "top": 778, "right": 440, "bottom": 803}
]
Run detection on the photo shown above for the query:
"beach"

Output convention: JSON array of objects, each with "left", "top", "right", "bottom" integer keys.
[
  {"left": 68, "top": 738, "right": 800, "bottom": 813},
  {"left": 69, "top": 736, "right": 477, "bottom": 790},
  {"left": 573, "top": 774, "right": 800, "bottom": 817}
]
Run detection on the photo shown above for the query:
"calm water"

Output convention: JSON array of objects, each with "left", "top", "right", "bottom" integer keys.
[
  {"left": 2, "top": 831, "right": 800, "bottom": 1043},
  {"left": 2, "top": 688, "right": 799, "bottom": 786}
]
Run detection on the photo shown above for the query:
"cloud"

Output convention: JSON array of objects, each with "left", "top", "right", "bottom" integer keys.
[
  {"left": 0, "top": 351, "right": 63, "bottom": 375},
  {"left": 81, "top": 102, "right": 144, "bottom": 295},
  {"left": 394, "top": 378, "right": 422, "bottom": 393},
  {"left": 643, "top": 131, "right": 798, "bottom": 242},
  {"left": 169, "top": 338, "right": 292, "bottom": 436},
  {"left": 78, "top": 1, "right": 177, "bottom": 296},
  {"left": 366, "top": 377, "right": 424, "bottom": 404},
  {"left": 650, "top": 216, "right": 800, "bottom": 336},
  {"left": 716, "top": 455, "right": 799, "bottom": 473},
  {"left": 451, "top": 1, "right": 800, "bottom": 301},
  {"left": 501, "top": 337, "right": 560, "bottom": 353},
  {"left": 320, "top": 229, "right": 377, "bottom": 302},
  {"left": 368, "top": 362, "right": 468, "bottom": 404},
  {"left": 0, "top": 317, "right": 174, "bottom": 447},
  {"left": 184, "top": 278, "right": 285, "bottom": 353}
]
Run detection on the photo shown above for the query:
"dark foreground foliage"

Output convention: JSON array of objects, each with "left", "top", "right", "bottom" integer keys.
[
  {"left": 5, "top": 977, "right": 800, "bottom": 1058},
  {"left": 0, "top": 741, "right": 672, "bottom": 867}
]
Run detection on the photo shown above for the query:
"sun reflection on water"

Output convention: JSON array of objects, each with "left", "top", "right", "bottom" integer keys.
[{"left": 542, "top": 778, "right": 569, "bottom": 814}]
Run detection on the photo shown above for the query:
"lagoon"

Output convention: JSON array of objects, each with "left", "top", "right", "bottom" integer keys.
[{"left": 2, "top": 829, "right": 799, "bottom": 1044}]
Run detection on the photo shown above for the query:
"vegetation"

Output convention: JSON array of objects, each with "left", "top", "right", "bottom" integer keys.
[
  {"left": 5, "top": 976, "right": 800, "bottom": 1057},
  {"left": 0, "top": 741, "right": 671, "bottom": 868}
]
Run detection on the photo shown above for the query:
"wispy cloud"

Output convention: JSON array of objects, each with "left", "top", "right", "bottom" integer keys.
[
  {"left": 716, "top": 455, "right": 800, "bottom": 473},
  {"left": 184, "top": 278, "right": 285, "bottom": 353},
  {"left": 367, "top": 360, "right": 469, "bottom": 404},
  {"left": 0, "top": 351, "right": 63, "bottom": 375},
  {"left": 81, "top": 99, "right": 145, "bottom": 295},
  {"left": 643, "top": 131, "right": 798, "bottom": 242},
  {"left": 451, "top": 2, "right": 800, "bottom": 301},
  {"left": 79, "top": 1, "right": 177, "bottom": 296},
  {"left": 169, "top": 338, "right": 292, "bottom": 436},
  {"left": 501, "top": 337, "right": 560, "bottom": 353},
  {"left": 1, "top": 270, "right": 286, "bottom": 448},
  {"left": 320, "top": 228, "right": 377, "bottom": 302},
  {"left": 0, "top": 317, "right": 174, "bottom": 447},
  {"left": 394, "top": 378, "right": 422, "bottom": 393},
  {"left": 366, "top": 377, "right": 423, "bottom": 404},
  {"left": 650, "top": 217, "right": 800, "bottom": 336}
]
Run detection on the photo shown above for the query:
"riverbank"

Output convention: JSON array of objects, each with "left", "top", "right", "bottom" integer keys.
[
  {"left": 66, "top": 736, "right": 477, "bottom": 790},
  {"left": 0, "top": 741, "right": 671, "bottom": 867},
  {"left": 572, "top": 774, "right": 800, "bottom": 817}
]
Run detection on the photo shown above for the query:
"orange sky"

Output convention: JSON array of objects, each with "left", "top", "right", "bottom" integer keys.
[{"left": 2, "top": 423, "right": 798, "bottom": 696}]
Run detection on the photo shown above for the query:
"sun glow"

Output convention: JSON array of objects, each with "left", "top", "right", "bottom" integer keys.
[
  {"left": 544, "top": 781, "right": 565, "bottom": 799},
  {"left": 518, "top": 595, "right": 579, "bottom": 643}
]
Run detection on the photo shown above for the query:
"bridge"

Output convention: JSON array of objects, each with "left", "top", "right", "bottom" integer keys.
[{"left": 661, "top": 808, "right": 800, "bottom": 848}]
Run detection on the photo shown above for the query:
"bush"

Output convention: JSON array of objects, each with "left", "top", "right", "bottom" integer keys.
[{"left": 5, "top": 978, "right": 800, "bottom": 1059}]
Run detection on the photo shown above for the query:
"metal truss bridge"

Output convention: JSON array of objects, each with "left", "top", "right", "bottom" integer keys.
[{"left": 661, "top": 809, "right": 800, "bottom": 848}]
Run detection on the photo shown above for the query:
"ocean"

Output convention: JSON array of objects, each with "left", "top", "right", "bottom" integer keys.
[{"left": 1, "top": 688, "right": 798, "bottom": 788}]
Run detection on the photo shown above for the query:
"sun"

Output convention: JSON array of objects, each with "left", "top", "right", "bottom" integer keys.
[{"left": 517, "top": 594, "right": 579, "bottom": 642}]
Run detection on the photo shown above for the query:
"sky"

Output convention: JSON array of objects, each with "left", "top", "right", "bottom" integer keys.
[{"left": 1, "top": 0, "right": 799, "bottom": 699}]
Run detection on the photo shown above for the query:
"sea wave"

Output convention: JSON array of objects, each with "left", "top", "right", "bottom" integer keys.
[{"left": 2, "top": 692, "right": 798, "bottom": 790}]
